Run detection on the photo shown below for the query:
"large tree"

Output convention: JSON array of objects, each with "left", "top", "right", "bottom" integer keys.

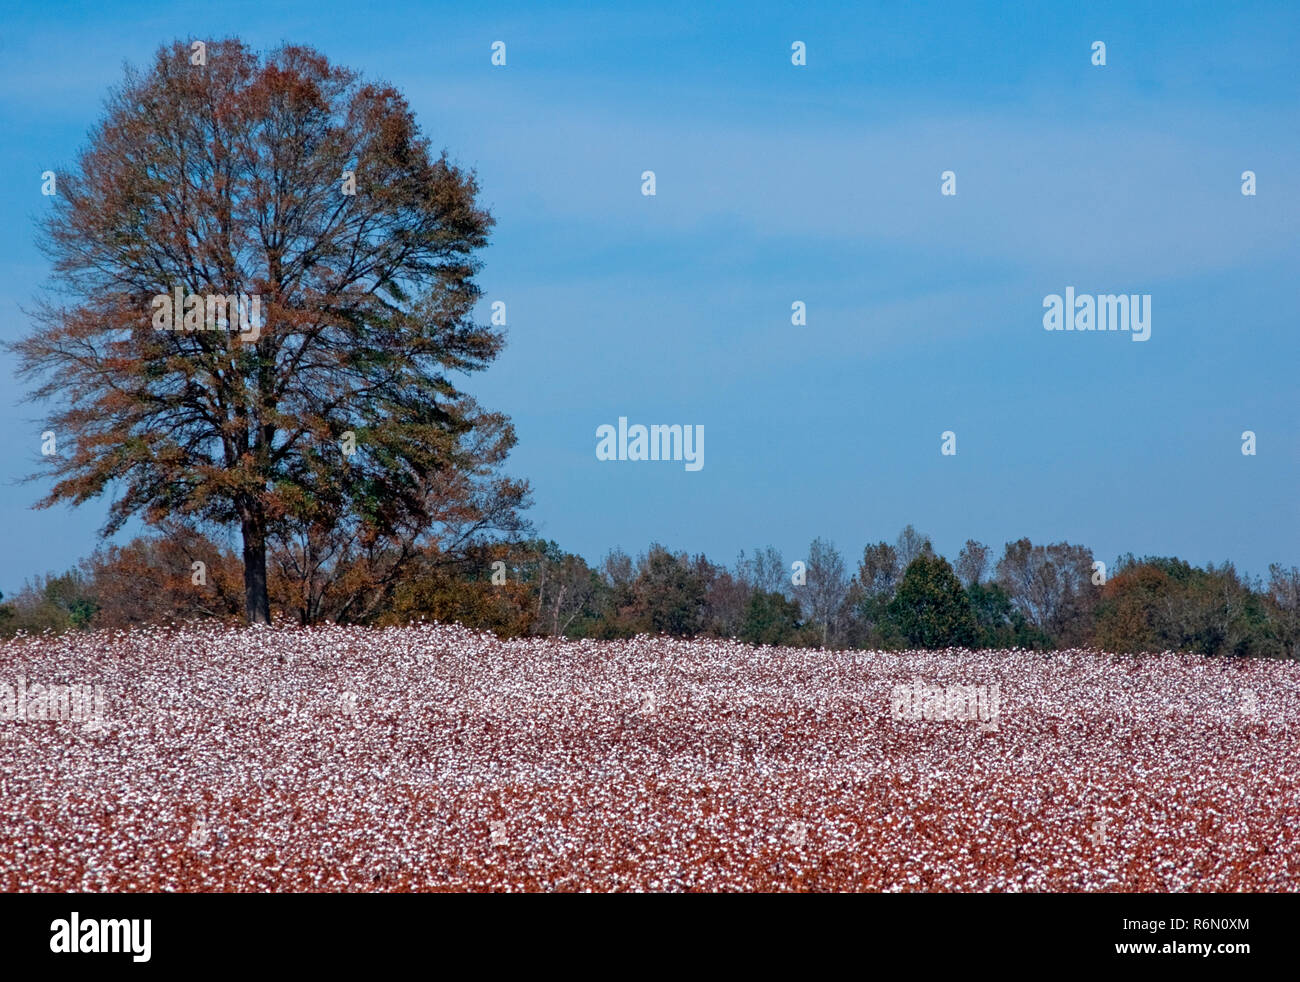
[
  {"left": 15, "top": 39, "right": 527, "bottom": 623},
  {"left": 889, "top": 554, "right": 978, "bottom": 649},
  {"left": 994, "top": 538, "right": 1096, "bottom": 644}
]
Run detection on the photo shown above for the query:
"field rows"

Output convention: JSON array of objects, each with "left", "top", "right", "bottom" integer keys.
[{"left": 1, "top": 623, "right": 1297, "bottom": 891}]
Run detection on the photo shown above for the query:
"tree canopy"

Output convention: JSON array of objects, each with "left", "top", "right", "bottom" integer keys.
[{"left": 15, "top": 39, "right": 528, "bottom": 622}]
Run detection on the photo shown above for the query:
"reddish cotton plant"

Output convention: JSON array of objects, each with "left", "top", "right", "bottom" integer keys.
[{"left": 1, "top": 625, "right": 1296, "bottom": 892}]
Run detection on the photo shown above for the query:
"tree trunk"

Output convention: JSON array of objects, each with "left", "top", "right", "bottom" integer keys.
[{"left": 241, "top": 512, "right": 271, "bottom": 624}]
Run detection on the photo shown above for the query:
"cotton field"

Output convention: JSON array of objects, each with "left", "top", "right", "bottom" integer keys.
[{"left": 1, "top": 623, "right": 1297, "bottom": 892}]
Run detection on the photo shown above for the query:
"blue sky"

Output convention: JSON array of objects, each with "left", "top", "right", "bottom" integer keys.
[{"left": 1, "top": 0, "right": 1297, "bottom": 593}]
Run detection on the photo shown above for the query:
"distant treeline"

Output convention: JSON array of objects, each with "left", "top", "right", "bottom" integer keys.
[{"left": 2, "top": 524, "right": 1297, "bottom": 658}]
